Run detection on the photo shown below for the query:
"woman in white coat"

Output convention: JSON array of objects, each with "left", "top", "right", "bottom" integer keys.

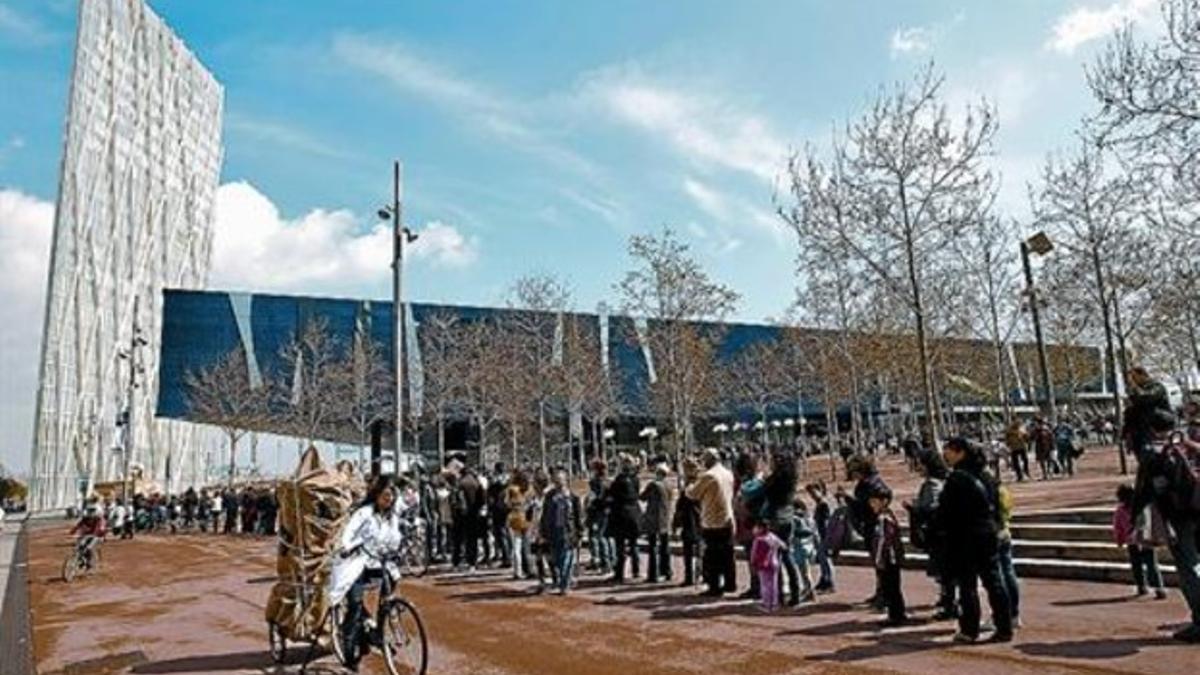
[{"left": 328, "top": 476, "right": 404, "bottom": 670}]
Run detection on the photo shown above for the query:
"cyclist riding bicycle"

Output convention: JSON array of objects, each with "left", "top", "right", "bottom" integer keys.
[
  {"left": 68, "top": 506, "right": 107, "bottom": 569},
  {"left": 328, "top": 476, "right": 406, "bottom": 672}
]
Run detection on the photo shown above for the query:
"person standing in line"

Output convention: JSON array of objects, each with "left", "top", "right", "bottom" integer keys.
[
  {"left": 687, "top": 448, "right": 737, "bottom": 597},
  {"left": 674, "top": 458, "right": 703, "bottom": 588},
  {"left": 606, "top": 454, "right": 642, "bottom": 584},
  {"left": 734, "top": 451, "right": 766, "bottom": 600},
  {"left": 790, "top": 497, "right": 818, "bottom": 604},
  {"left": 938, "top": 437, "right": 1013, "bottom": 644},
  {"left": 1113, "top": 484, "right": 1168, "bottom": 599},
  {"left": 750, "top": 521, "right": 788, "bottom": 613},
  {"left": 541, "top": 468, "right": 583, "bottom": 595},
  {"left": 1133, "top": 430, "right": 1200, "bottom": 643},
  {"left": 640, "top": 463, "right": 673, "bottom": 584},
  {"left": 527, "top": 469, "right": 550, "bottom": 593},
  {"left": 805, "top": 482, "right": 836, "bottom": 593},
  {"left": 1004, "top": 420, "right": 1030, "bottom": 483},
  {"left": 870, "top": 485, "right": 907, "bottom": 627},
  {"left": 505, "top": 469, "right": 531, "bottom": 580},
  {"left": 905, "top": 450, "right": 956, "bottom": 620},
  {"left": 488, "top": 463, "right": 511, "bottom": 570},
  {"left": 585, "top": 460, "right": 614, "bottom": 575}
]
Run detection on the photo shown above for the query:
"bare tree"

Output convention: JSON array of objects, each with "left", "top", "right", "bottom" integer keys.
[
  {"left": 723, "top": 341, "right": 790, "bottom": 445},
  {"left": 185, "top": 347, "right": 267, "bottom": 484},
  {"left": 333, "top": 330, "right": 392, "bottom": 469},
  {"left": 277, "top": 317, "right": 345, "bottom": 447},
  {"left": 951, "top": 211, "right": 1023, "bottom": 421},
  {"left": 417, "top": 311, "right": 463, "bottom": 467},
  {"left": 1032, "top": 138, "right": 1149, "bottom": 471},
  {"left": 505, "top": 273, "right": 573, "bottom": 467},
  {"left": 617, "top": 226, "right": 739, "bottom": 460},
  {"left": 780, "top": 65, "right": 998, "bottom": 445}
]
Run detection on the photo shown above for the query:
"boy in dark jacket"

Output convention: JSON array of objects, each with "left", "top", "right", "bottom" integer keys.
[{"left": 870, "top": 484, "right": 906, "bottom": 627}]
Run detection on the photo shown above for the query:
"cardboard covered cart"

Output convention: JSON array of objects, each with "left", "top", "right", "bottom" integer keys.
[{"left": 265, "top": 447, "right": 363, "bottom": 664}]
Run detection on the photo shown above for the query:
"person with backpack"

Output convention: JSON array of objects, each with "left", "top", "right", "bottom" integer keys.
[
  {"left": 938, "top": 436, "right": 1013, "bottom": 644},
  {"left": 1134, "top": 422, "right": 1200, "bottom": 642},
  {"left": 1125, "top": 366, "right": 1175, "bottom": 462},
  {"left": 905, "top": 450, "right": 956, "bottom": 620},
  {"left": 1054, "top": 420, "right": 1079, "bottom": 478}
]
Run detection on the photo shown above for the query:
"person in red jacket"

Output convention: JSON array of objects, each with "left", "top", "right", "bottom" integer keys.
[{"left": 69, "top": 507, "right": 107, "bottom": 570}]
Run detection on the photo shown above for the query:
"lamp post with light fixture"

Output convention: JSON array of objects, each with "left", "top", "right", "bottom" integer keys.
[
  {"left": 377, "top": 161, "right": 419, "bottom": 476},
  {"left": 1020, "top": 231, "right": 1057, "bottom": 425}
]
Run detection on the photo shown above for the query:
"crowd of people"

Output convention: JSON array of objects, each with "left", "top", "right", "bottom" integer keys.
[
  {"left": 390, "top": 374, "right": 1199, "bottom": 645},
  {"left": 79, "top": 484, "right": 281, "bottom": 540}
]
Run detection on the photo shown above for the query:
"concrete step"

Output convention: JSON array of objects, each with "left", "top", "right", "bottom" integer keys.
[
  {"left": 1012, "top": 539, "right": 1175, "bottom": 565},
  {"left": 1010, "top": 523, "right": 1111, "bottom": 543},
  {"left": 836, "top": 550, "right": 1179, "bottom": 587},
  {"left": 1011, "top": 507, "right": 1112, "bottom": 526}
]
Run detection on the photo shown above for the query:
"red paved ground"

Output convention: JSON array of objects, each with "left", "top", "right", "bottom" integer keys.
[{"left": 27, "top": 447, "right": 1197, "bottom": 675}]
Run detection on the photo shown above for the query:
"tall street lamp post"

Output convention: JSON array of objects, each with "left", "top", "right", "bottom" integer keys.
[
  {"left": 1021, "top": 232, "right": 1057, "bottom": 425},
  {"left": 379, "top": 161, "right": 418, "bottom": 475}
]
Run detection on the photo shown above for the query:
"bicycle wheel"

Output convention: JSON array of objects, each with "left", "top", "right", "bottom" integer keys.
[
  {"left": 61, "top": 553, "right": 79, "bottom": 583},
  {"left": 328, "top": 604, "right": 347, "bottom": 666},
  {"left": 267, "top": 621, "right": 287, "bottom": 664},
  {"left": 381, "top": 598, "right": 427, "bottom": 675},
  {"left": 404, "top": 543, "right": 429, "bottom": 579}
]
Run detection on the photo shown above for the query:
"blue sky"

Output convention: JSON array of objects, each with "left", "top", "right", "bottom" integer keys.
[{"left": 0, "top": 0, "right": 1164, "bottom": 472}]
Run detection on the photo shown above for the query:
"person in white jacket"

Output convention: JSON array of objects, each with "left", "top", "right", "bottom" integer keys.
[{"left": 328, "top": 476, "right": 404, "bottom": 670}]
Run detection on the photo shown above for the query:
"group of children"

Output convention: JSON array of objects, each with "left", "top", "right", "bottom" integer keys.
[{"left": 748, "top": 484, "right": 839, "bottom": 613}]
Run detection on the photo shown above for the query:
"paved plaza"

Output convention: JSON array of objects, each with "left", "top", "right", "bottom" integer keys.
[{"left": 18, "top": 449, "right": 1200, "bottom": 675}]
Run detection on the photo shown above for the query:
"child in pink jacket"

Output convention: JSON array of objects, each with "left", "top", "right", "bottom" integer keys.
[{"left": 1113, "top": 484, "right": 1167, "bottom": 599}]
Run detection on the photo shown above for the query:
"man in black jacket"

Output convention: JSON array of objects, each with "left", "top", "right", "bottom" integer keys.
[{"left": 938, "top": 437, "right": 1012, "bottom": 644}]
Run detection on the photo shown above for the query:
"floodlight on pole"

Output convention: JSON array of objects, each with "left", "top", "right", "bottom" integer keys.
[{"left": 1020, "top": 231, "right": 1058, "bottom": 426}]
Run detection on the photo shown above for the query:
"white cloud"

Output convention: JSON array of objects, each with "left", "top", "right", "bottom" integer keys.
[
  {"left": 0, "top": 189, "right": 55, "bottom": 474},
  {"left": 682, "top": 177, "right": 729, "bottom": 219},
  {"left": 211, "top": 181, "right": 478, "bottom": 297},
  {"left": 331, "top": 33, "right": 596, "bottom": 177},
  {"left": 0, "top": 5, "right": 56, "bottom": 46},
  {"left": 225, "top": 115, "right": 351, "bottom": 160},
  {"left": 584, "top": 68, "right": 787, "bottom": 184},
  {"left": 890, "top": 27, "right": 933, "bottom": 56},
  {"left": 1047, "top": 0, "right": 1156, "bottom": 54}
]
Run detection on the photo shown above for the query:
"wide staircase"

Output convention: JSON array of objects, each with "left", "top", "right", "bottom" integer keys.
[{"left": 840, "top": 507, "right": 1179, "bottom": 587}]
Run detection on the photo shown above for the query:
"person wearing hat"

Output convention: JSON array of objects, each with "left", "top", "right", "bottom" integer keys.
[{"left": 686, "top": 448, "right": 737, "bottom": 596}]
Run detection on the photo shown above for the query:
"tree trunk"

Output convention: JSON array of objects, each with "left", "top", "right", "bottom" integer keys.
[
  {"left": 538, "top": 400, "right": 548, "bottom": 469},
  {"left": 227, "top": 432, "right": 238, "bottom": 487},
  {"left": 437, "top": 415, "right": 446, "bottom": 469},
  {"left": 1092, "top": 247, "right": 1126, "bottom": 474}
]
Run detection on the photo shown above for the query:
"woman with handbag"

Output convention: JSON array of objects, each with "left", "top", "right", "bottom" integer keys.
[{"left": 1113, "top": 484, "right": 1169, "bottom": 599}]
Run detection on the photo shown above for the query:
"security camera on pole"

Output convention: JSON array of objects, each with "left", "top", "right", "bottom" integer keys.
[{"left": 378, "top": 161, "right": 419, "bottom": 477}]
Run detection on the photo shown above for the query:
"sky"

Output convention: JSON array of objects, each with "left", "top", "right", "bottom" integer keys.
[{"left": 0, "top": 0, "right": 1167, "bottom": 474}]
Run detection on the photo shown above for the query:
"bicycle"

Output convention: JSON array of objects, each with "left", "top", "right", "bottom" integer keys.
[
  {"left": 398, "top": 517, "right": 429, "bottom": 579},
  {"left": 62, "top": 536, "right": 102, "bottom": 583},
  {"left": 328, "top": 550, "right": 428, "bottom": 675}
]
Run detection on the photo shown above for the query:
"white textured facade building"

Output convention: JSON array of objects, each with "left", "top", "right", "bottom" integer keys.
[{"left": 30, "top": 0, "right": 224, "bottom": 510}]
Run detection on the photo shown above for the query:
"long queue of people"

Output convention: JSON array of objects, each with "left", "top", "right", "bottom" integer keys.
[
  {"left": 405, "top": 386, "right": 1199, "bottom": 645},
  {"left": 84, "top": 485, "right": 280, "bottom": 539}
]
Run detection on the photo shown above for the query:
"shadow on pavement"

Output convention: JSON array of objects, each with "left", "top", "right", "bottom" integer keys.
[
  {"left": 803, "top": 626, "right": 953, "bottom": 663},
  {"left": 447, "top": 587, "right": 539, "bottom": 603},
  {"left": 1016, "top": 636, "right": 1179, "bottom": 659},
  {"left": 130, "top": 649, "right": 319, "bottom": 673},
  {"left": 1051, "top": 594, "right": 1136, "bottom": 608}
]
